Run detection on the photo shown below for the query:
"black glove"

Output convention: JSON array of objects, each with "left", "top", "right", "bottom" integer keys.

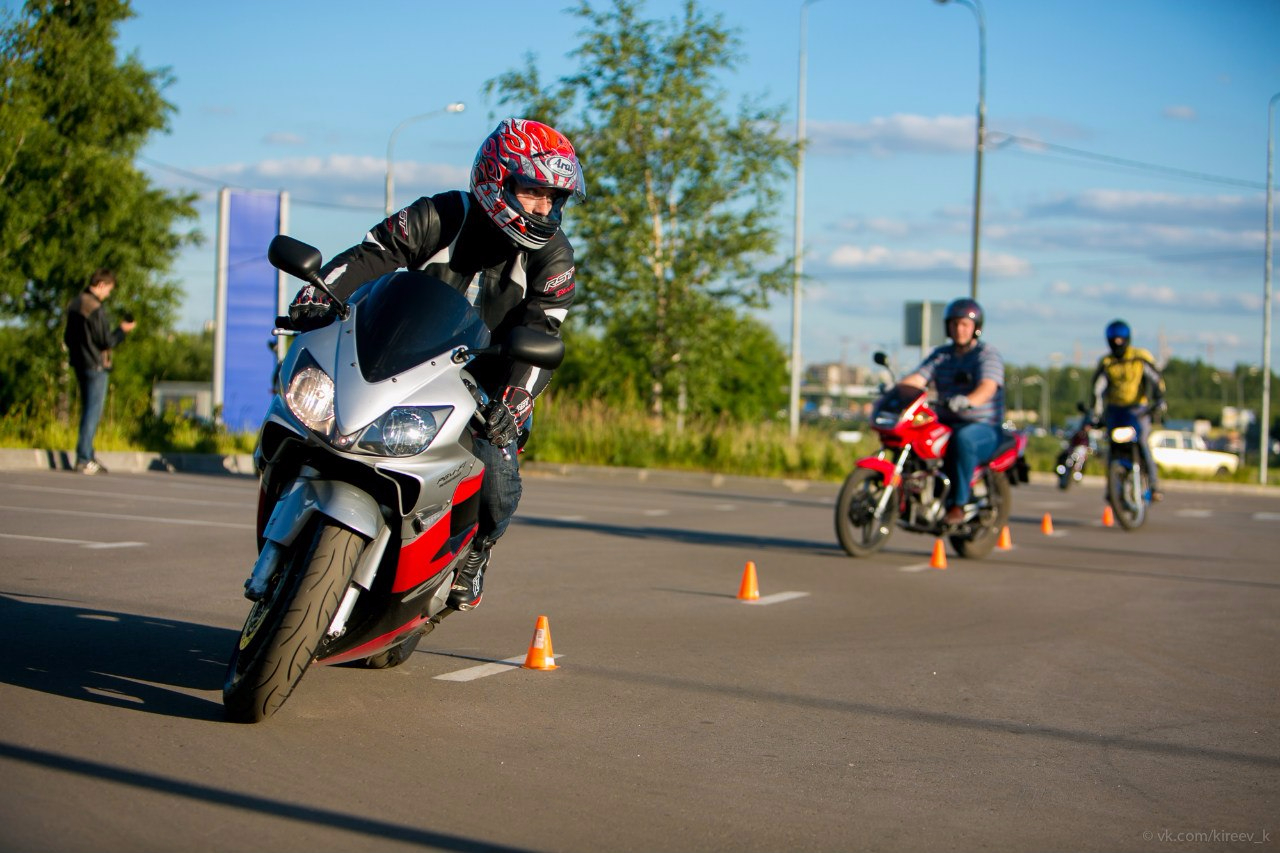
[
  {"left": 482, "top": 397, "right": 519, "bottom": 448},
  {"left": 288, "top": 284, "right": 334, "bottom": 328}
]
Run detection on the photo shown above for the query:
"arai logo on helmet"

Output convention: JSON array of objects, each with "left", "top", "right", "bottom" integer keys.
[{"left": 543, "top": 155, "right": 576, "bottom": 178}]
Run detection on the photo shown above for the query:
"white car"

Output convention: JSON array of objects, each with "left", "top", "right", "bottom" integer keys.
[{"left": 1148, "top": 429, "right": 1240, "bottom": 476}]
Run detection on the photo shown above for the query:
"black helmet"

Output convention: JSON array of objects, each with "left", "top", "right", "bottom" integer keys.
[
  {"left": 944, "top": 297, "right": 984, "bottom": 338},
  {"left": 1105, "top": 319, "right": 1130, "bottom": 358}
]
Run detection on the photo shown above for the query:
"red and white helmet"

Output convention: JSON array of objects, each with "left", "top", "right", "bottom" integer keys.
[{"left": 470, "top": 118, "right": 586, "bottom": 250}]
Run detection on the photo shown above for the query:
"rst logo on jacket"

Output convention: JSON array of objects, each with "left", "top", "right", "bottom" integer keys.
[{"left": 543, "top": 266, "right": 575, "bottom": 295}]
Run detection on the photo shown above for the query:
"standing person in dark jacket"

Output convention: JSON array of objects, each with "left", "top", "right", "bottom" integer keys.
[
  {"left": 287, "top": 118, "right": 585, "bottom": 612},
  {"left": 63, "top": 268, "right": 137, "bottom": 474}
]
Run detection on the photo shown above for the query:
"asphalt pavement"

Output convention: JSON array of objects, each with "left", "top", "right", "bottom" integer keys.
[{"left": 0, "top": 462, "right": 1276, "bottom": 852}]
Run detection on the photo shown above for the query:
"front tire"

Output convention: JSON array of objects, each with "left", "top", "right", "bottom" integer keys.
[
  {"left": 1108, "top": 457, "right": 1147, "bottom": 530},
  {"left": 224, "top": 522, "right": 363, "bottom": 723},
  {"left": 835, "top": 468, "right": 898, "bottom": 557}
]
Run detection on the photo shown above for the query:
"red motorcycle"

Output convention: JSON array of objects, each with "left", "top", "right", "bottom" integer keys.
[{"left": 834, "top": 353, "right": 1028, "bottom": 559}]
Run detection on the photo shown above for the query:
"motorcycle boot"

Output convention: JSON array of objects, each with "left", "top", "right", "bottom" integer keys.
[{"left": 448, "top": 539, "right": 494, "bottom": 611}]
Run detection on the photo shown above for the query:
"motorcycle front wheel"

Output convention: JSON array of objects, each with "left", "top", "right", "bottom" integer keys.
[
  {"left": 224, "top": 521, "right": 363, "bottom": 723},
  {"left": 1107, "top": 458, "right": 1147, "bottom": 530},
  {"left": 835, "top": 468, "right": 898, "bottom": 557}
]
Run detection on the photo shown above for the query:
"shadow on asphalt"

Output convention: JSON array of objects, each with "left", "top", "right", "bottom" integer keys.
[
  {"left": 515, "top": 514, "right": 842, "bottom": 555},
  {"left": 0, "top": 592, "right": 230, "bottom": 721},
  {"left": 0, "top": 740, "right": 544, "bottom": 853}
]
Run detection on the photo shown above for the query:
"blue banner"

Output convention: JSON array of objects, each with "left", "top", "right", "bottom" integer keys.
[{"left": 222, "top": 191, "right": 281, "bottom": 432}]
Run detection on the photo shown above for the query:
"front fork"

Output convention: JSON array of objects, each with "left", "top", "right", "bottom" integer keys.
[{"left": 871, "top": 447, "right": 911, "bottom": 521}]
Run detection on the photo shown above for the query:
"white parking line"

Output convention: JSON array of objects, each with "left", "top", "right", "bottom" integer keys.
[
  {"left": 741, "top": 591, "right": 810, "bottom": 605},
  {"left": 433, "top": 654, "right": 565, "bottom": 682},
  {"left": 0, "top": 532, "right": 146, "bottom": 549},
  {"left": 1175, "top": 509, "right": 1213, "bottom": 518},
  {"left": 0, "top": 504, "right": 252, "bottom": 529},
  {"left": 1253, "top": 512, "right": 1280, "bottom": 521},
  {"left": 10, "top": 483, "right": 242, "bottom": 507}
]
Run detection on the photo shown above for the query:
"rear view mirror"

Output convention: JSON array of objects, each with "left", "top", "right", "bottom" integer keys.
[
  {"left": 268, "top": 235, "right": 324, "bottom": 282},
  {"left": 505, "top": 326, "right": 565, "bottom": 370}
]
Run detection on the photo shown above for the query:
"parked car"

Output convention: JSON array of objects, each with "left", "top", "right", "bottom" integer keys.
[{"left": 1148, "top": 429, "right": 1239, "bottom": 476}]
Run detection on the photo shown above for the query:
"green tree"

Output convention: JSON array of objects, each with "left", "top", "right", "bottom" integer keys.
[
  {"left": 0, "top": 0, "right": 199, "bottom": 417},
  {"left": 555, "top": 302, "right": 786, "bottom": 421},
  {"left": 485, "top": 0, "right": 796, "bottom": 419}
]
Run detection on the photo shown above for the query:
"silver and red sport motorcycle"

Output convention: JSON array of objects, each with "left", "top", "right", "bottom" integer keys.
[{"left": 223, "top": 235, "right": 563, "bottom": 723}]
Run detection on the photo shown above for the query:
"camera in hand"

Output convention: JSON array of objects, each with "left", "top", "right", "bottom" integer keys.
[{"left": 121, "top": 311, "right": 135, "bottom": 323}]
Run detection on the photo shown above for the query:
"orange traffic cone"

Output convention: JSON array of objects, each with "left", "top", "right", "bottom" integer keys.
[
  {"left": 737, "top": 561, "right": 760, "bottom": 601},
  {"left": 929, "top": 539, "right": 948, "bottom": 570},
  {"left": 522, "top": 615, "right": 558, "bottom": 670},
  {"left": 997, "top": 525, "right": 1012, "bottom": 550},
  {"left": 1041, "top": 513, "right": 1055, "bottom": 535},
  {"left": 1102, "top": 505, "right": 1115, "bottom": 527}
]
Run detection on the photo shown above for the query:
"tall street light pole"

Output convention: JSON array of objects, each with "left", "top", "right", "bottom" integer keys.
[
  {"left": 1262, "top": 92, "right": 1279, "bottom": 485},
  {"left": 790, "top": 0, "right": 822, "bottom": 439},
  {"left": 935, "top": 0, "right": 986, "bottom": 301},
  {"left": 385, "top": 102, "right": 466, "bottom": 217}
]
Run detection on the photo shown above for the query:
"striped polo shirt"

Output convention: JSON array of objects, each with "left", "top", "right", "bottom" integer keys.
[{"left": 911, "top": 340, "right": 1005, "bottom": 427}]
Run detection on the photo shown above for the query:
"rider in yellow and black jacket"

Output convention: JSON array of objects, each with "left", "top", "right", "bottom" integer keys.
[{"left": 1090, "top": 319, "right": 1167, "bottom": 500}]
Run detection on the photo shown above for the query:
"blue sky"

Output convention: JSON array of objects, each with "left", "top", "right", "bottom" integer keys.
[{"left": 100, "top": 0, "right": 1280, "bottom": 373}]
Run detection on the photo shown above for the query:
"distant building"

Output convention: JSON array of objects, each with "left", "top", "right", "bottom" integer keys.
[{"left": 801, "top": 362, "right": 883, "bottom": 420}]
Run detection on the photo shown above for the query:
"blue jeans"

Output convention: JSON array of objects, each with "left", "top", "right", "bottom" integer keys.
[
  {"left": 947, "top": 421, "right": 1002, "bottom": 507},
  {"left": 74, "top": 368, "right": 109, "bottom": 465},
  {"left": 471, "top": 435, "right": 522, "bottom": 545}
]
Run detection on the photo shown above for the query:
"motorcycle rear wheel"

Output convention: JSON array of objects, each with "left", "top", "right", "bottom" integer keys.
[
  {"left": 224, "top": 521, "right": 363, "bottom": 723},
  {"left": 835, "top": 468, "right": 898, "bottom": 557},
  {"left": 950, "top": 471, "right": 1011, "bottom": 558}
]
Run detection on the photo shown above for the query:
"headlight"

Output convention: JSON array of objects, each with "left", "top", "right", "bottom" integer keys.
[
  {"left": 286, "top": 366, "right": 335, "bottom": 433},
  {"left": 356, "top": 406, "right": 451, "bottom": 457},
  {"left": 873, "top": 411, "right": 899, "bottom": 428},
  {"left": 1110, "top": 425, "right": 1137, "bottom": 443}
]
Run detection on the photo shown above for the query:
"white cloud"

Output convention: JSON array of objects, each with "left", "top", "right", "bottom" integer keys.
[
  {"left": 1162, "top": 105, "right": 1197, "bottom": 121},
  {"left": 807, "top": 114, "right": 973, "bottom": 157},
  {"left": 824, "top": 244, "right": 1030, "bottom": 276},
  {"left": 191, "top": 155, "right": 469, "bottom": 207},
  {"left": 1027, "top": 189, "right": 1258, "bottom": 227},
  {"left": 1042, "top": 279, "right": 1262, "bottom": 315}
]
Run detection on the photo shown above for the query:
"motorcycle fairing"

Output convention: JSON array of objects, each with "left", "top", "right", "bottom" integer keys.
[
  {"left": 316, "top": 612, "right": 434, "bottom": 666},
  {"left": 391, "top": 471, "right": 485, "bottom": 593}
]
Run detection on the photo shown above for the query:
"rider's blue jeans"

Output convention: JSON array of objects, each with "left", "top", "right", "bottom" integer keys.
[
  {"left": 472, "top": 435, "right": 522, "bottom": 547},
  {"left": 947, "top": 421, "right": 1002, "bottom": 507}
]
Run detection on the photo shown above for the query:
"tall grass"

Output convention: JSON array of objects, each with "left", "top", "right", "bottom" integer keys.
[
  {"left": 524, "top": 395, "right": 873, "bottom": 481},
  {"left": 0, "top": 401, "right": 255, "bottom": 456},
  {"left": 4, "top": 391, "right": 1274, "bottom": 485}
]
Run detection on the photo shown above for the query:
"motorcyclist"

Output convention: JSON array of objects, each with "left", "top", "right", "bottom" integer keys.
[
  {"left": 901, "top": 298, "right": 1006, "bottom": 526},
  {"left": 1090, "top": 319, "right": 1166, "bottom": 501},
  {"left": 287, "top": 117, "right": 585, "bottom": 612}
]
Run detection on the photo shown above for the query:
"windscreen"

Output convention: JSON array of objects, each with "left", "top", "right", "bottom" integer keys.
[
  {"left": 353, "top": 271, "right": 490, "bottom": 382},
  {"left": 871, "top": 384, "right": 925, "bottom": 424}
]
